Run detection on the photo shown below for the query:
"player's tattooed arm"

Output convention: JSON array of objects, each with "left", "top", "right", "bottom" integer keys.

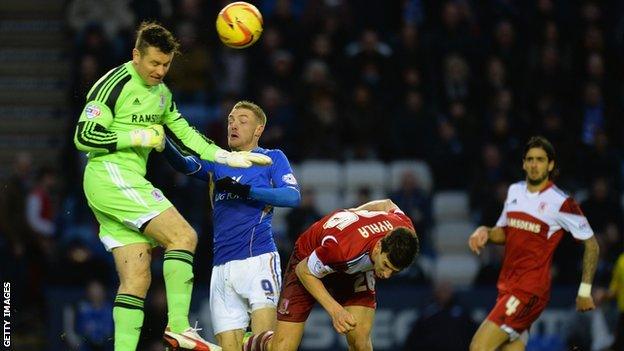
[{"left": 581, "top": 235, "right": 599, "bottom": 284}]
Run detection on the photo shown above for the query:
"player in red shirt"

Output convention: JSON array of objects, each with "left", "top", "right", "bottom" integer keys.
[
  {"left": 242, "top": 199, "right": 419, "bottom": 351},
  {"left": 468, "top": 136, "right": 599, "bottom": 351}
]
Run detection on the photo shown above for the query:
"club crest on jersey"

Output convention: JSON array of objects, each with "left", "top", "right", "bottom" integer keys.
[
  {"left": 85, "top": 104, "right": 101, "bottom": 119},
  {"left": 159, "top": 94, "right": 166, "bottom": 108},
  {"left": 151, "top": 189, "right": 164, "bottom": 202},
  {"left": 282, "top": 173, "right": 297, "bottom": 185}
]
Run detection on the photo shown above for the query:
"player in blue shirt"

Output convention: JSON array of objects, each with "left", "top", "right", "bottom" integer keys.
[{"left": 162, "top": 100, "right": 300, "bottom": 351}]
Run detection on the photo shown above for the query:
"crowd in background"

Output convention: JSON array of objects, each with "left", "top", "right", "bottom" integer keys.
[{"left": 1, "top": 0, "right": 624, "bottom": 349}]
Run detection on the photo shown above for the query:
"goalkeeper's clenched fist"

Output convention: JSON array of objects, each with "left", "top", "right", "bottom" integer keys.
[{"left": 129, "top": 124, "right": 165, "bottom": 151}]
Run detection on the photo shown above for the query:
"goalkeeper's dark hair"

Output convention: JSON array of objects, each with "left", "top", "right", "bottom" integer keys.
[
  {"left": 523, "top": 135, "right": 559, "bottom": 180},
  {"left": 135, "top": 21, "right": 180, "bottom": 55},
  {"left": 380, "top": 227, "right": 419, "bottom": 269}
]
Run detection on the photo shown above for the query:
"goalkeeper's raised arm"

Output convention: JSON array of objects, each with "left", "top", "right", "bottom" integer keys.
[{"left": 161, "top": 98, "right": 272, "bottom": 168}]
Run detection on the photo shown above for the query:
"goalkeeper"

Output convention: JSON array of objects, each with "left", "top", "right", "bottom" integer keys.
[{"left": 73, "top": 22, "right": 270, "bottom": 351}]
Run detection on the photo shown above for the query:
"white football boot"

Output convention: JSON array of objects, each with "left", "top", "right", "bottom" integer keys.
[{"left": 163, "top": 322, "right": 222, "bottom": 351}]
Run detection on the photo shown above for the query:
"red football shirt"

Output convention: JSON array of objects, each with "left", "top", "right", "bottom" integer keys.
[
  {"left": 495, "top": 181, "right": 594, "bottom": 299},
  {"left": 292, "top": 208, "right": 414, "bottom": 278}
]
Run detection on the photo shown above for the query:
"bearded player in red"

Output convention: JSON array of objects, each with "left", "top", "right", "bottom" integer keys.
[
  {"left": 243, "top": 199, "right": 418, "bottom": 351},
  {"left": 468, "top": 136, "right": 600, "bottom": 351}
]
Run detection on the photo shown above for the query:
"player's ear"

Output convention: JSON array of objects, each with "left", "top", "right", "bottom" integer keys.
[
  {"left": 132, "top": 48, "right": 141, "bottom": 63},
  {"left": 548, "top": 160, "right": 554, "bottom": 172},
  {"left": 254, "top": 124, "right": 265, "bottom": 138}
]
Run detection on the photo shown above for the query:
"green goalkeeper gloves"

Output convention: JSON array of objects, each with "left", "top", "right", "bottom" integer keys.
[
  {"left": 128, "top": 124, "right": 165, "bottom": 151},
  {"left": 214, "top": 149, "right": 272, "bottom": 168}
]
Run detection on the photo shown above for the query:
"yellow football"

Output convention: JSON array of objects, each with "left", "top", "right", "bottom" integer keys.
[{"left": 216, "top": 2, "right": 263, "bottom": 49}]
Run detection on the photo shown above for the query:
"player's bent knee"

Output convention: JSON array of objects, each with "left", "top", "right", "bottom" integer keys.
[
  {"left": 162, "top": 226, "right": 197, "bottom": 250},
  {"left": 176, "top": 227, "right": 197, "bottom": 249}
]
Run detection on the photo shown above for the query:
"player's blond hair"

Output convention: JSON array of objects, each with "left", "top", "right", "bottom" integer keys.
[{"left": 233, "top": 100, "right": 267, "bottom": 125}]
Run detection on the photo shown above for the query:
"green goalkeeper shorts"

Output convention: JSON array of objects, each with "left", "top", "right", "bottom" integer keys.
[{"left": 83, "top": 160, "right": 173, "bottom": 251}]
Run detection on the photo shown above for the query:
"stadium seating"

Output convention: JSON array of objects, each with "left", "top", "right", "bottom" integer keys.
[
  {"left": 389, "top": 160, "right": 433, "bottom": 193},
  {"left": 433, "top": 254, "right": 480, "bottom": 287},
  {"left": 432, "top": 191, "right": 470, "bottom": 222},
  {"left": 313, "top": 190, "right": 344, "bottom": 214},
  {"left": 298, "top": 160, "right": 343, "bottom": 192},
  {"left": 432, "top": 221, "right": 475, "bottom": 254},
  {"left": 344, "top": 160, "right": 387, "bottom": 193}
]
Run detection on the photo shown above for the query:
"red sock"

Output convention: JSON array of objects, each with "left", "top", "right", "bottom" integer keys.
[{"left": 243, "top": 330, "right": 274, "bottom": 351}]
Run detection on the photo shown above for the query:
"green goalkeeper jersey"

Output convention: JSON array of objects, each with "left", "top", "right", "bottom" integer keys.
[{"left": 74, "top": 61, "right": 220, "bottom": 175}]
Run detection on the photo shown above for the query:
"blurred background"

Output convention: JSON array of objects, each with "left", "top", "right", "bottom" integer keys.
[{"left": 1, "top": 0, "right": 624, "bottom": 350}]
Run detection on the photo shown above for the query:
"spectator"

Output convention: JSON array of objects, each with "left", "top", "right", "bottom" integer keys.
[
  {"left": 166, "top": 21, "right": 214, "bottom": 103},
  {"left": 402, "top": 281, "right": 477, "bottom": 351},
  {"left": 582, "top": 177, "right": 623, "bottom": 234},
  {"left": 390, "top": 89, "right": 434, "bottom": 159},
  {"left": 26, "top": 167, "right": 58, "bottom": 260},
  {"left": 389, "top": 171, "right": 432, "bottom": 253},
  {"left": 343, "top": 84, "right": 384, "bottom": 159},
  {"left": 64, "top": 280, "right": 114, "bottom": 351},
  {"left": 0, "top": 152, "right": 34, "bottom": 261},
  {"left": 429, "top": 119, "right": 468, "bottom": 190},
  {"left": 285, "top": 188, "right": 322, "bottom": 263}
]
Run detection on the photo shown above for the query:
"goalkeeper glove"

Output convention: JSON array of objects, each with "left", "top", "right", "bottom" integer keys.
[
  {"left": 129, "top": 124, "right": 165, "bottom": 151},
  {"left": 215, "top": 176, "right": 251, "bottom": 198},
  {"left": 214, "top": 150, "right": 272, "bottom": 168}
]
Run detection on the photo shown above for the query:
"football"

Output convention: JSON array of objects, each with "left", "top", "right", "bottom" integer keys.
[{"left": 216, "top": 1, "right": 263, "bottom": 49}]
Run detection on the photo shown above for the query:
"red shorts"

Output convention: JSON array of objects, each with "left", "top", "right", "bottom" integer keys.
[
  {"left": 276, "top": 253, "right": 376, "bottom": 323},
  {"left": 486, "top": 290, "right": 548, "bottom": 338}
]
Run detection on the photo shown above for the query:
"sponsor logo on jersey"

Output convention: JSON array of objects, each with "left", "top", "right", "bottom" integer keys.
[
  {"left": 131, "top": 114, "right": 159, "bottom": 123},
  {"left": 151, "top": 189, "right": 164, "bottom": 202},
  {"left": 357, "top": 220, "right": 394, "bottom": 238},
  {"left": 510, "top": 198, "right": 518, "bottom": 205},
  {"left": 282, "top": 173, "right": 297, "bottom": 185},
  {"left": 85, "top": 104, "right": 101, "bottom": 119},
  {"left": 133, "top": 98, "right": 141, "bottom": 105},
  {"left": 538, "top": 202, "right": 548, "bottom": 213},
  {"left": 215, "top": 192, "right": 242, "bottom": 201},
  {"left": 508, "top": 218, "right": 541, "bottom": 233},
  {"left": 233, "top": 175, "right": 243, "bottom": 182}
]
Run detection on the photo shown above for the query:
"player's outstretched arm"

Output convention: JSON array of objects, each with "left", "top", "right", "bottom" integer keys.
[
  {"left": 248, "top": 187, "right": 300, "bottom": 207},
  {"left": 576, "top": 235, "right": 599, "bottom": 312},
  {"left": 295, "top": 258, "right": 356, "bottom": 334},
  {"left": 161, "top": 138, "right": 207, "bottom": 178},
  {"left": 349, "top": 199, "right": 399, "bottom": 213}
]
